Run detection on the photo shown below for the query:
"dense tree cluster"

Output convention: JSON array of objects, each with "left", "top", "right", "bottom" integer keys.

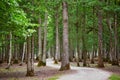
[{"left": 0, "top": 0, "right": 120, "bottom": 76}]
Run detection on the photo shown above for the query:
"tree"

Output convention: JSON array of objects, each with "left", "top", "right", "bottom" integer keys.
[
  {"left": 6, "top": 32, "right": 12, "bottom": 69},
  {"left": 54, "top": 6, "right": 60, "bottom": 64},
  {"left": 42, "top": 12, "right": 48, "bottom": 66},
  {"left": 60, "top": 1, "right": 70, "bottom": 71},
  {"left": 26, "top": 36, "right": 34, "bottom": 76},
  {"left": 97, "top": 0, "right": 104, "bottom": 68},
  {"left": 37, "top": 17, "right": 43, "bottom": 66}
]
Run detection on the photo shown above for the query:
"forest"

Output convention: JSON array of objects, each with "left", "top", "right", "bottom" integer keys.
[{"left": 0, "top": 0, "right": 120, "bottom": 80}]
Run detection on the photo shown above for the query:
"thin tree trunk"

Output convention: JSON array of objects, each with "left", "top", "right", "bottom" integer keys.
[
  {"left": 37, "top": 17, "right": 43, "bottom": 66},
  {"left": 82, "top": 2, "right": 87, "bottom": 67},
  {"left": 75, "top": 48, "right": 80, "bottom": 66},
  {"left": 0, "top": 46, "right": 2, "bottom": 63},
  {"left": 31, "top": 35, "right": 34, "bottom": 72},
  {"left": 42, "top": 12, "right": 48, "bottom": 66},
  {"left": 76, "top": 2, "right": 80, "bottom": 67},
  {"left": 60, "top": 1, "right": 70, "bottom": 71},
  {"left": 14, "top": 43, "right": 19, "bottom": 64},
  {"left": 91, "top": 6, "right": 95, "bottom": 64},
  {"left": 69, "top": 42, "right": 74, "bottom": 62},
  {"left": 112, "top": 13, "right": 119, "bottom": 65},
  {"left": 1, "top": 40, "right": 4, "bottom": 62},
  {"left": 20, "top": 40, "right": 26, "bottom": 66},
  {"left": 47, "top": 48, "right": 51, "bottom": 58},
  {"left": 54, "top": 6, "right": 60, "bottom": 64},
  {"left": 91, "top": 46, "right": 95, "bottom": 64},
  {"left": 6, "top": 32, "right": 12, "bottom": 69},
  {"left": 97, "top": 3, "right": 104, "bottom": 67},
  {"left": 106, "top": 13, "right": 114, "bottom": 63}
]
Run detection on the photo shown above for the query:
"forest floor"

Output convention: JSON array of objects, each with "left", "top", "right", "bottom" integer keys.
[
  {"left": 0, "top": 59, "right": 120, "bottom": 80},
  {"left": 47, "top": 59, "right": 111, "bottom": 80},
  {"left": 0, "top": 61, "right": 76, "bottom": 80}
]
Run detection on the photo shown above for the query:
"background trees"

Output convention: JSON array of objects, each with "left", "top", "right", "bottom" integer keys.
[{"left": 0, "top": 0, "right": 120, "bottom": 76}]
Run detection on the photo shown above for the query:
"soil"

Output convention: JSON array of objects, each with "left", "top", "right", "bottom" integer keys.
[
  {"left": 0, "top": 59, "right": 120, "bottom": 80},
  {"left": 0, "top": 62, "right": 76, "bottom": 80}
]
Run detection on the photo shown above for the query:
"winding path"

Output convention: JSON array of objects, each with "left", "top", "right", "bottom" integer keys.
[{"left": 46, "top": 59, "right": 111, "bottom": 80}]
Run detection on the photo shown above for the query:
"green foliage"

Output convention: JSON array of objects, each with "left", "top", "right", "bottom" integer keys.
[
  {"left": 109, "top": 74, "right": 120, "bottom": 80},
  {"left": 0, "top": 0, "right": 120, "bottom": 62}
]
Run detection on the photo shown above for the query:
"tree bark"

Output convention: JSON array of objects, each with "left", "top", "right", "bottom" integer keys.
[
  {"left": 82, "top": 2, "right": 87, "bottom": 67},
  {"left": 31, "top": 35, "right": 34, "bottom": 71},
  {"left": 75, "top": 2, "right": 80, "bottom": 67},
  {"left": 112, "top": 13, "right": 119, "bottom": 65},
  {"left": 97, "top": 3, "right": 104, "bottom": 67},
  {"left": 37, "top": 17, "right": 43, "bottom": 66},
  {"left": 14, "top": 43, "right": 19, "bottom": 64},
  {"left": 6, "top": 32, "right": 12, "bottom": 69},
  {"left": 20, "top": 40, "right": 26, "bottom": 66},
  {"left": 60, "top": 1, "right": 70, "bottom": 71},
  {"left": 26, "top": 36, "right": 34, "bottom": 76},
  {"left": 42, "top": 12, "right": 48, "bottom": 66},
  {"left": 54, "top": 6, "right": 60, "bottom": 64}
]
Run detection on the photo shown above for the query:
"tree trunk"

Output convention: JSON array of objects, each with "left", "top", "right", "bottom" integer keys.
[
  {"left": 26, "top": 36, "right": 34, "bottom": 76},
  {"left": 31, "top": 35, "right": 34, "bottom": 71},
  {"left": 97, "top": 3, "right": 104, "bottom": 67},
  {"left": 60, "top": 1, "right": 70, "bottom": 71},
  {"left": 76, "top": 2, "right": 80, "bottom": 67},
  {"left": 69, "top": 43, "right": 74, "bottom": 62},
  {"left": 37, "top": 17, "right": 43, "bottom": 66},
  {"left": 91, "top": 6, "right": 95, "bottom": 64},
  {"left": 82, "top": 2, "right": 87, "bottom": 67},
  {"left": 14, "top": 43, "right": 19, "bottom": 64},
  {"left": 6, "top": 32, "right": 12, "bottom": 69},
  {"left": 54, "top": 6, "right": 60, "bottom": 64},
  {"left": 20, "top": 41, "right": 26, "bottom": 66},
  {"left": 47, "top": 48, "right": 51, "bottom": 58},
  {"left": 0, "top": 46, "right": 3, "bottom": 63},
  {"left": 42, "top": 12, "right": 48, "bottom": 66},
  {"left": 75, "top": 48, "right": 80, "bottom": 66},
  {"left": 112, "top": 13, "right": 119, "bottom": 65},
  {"left": 91, "top": 47, "right": 95, "bottom": 64}
]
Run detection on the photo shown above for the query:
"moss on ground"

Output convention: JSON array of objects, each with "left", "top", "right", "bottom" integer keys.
[
  {"left": 48, "top": 75, "right": 59, "bottom": 80},
  {"left": 109, "top": 74, "right": 120, "bottom": 80}
]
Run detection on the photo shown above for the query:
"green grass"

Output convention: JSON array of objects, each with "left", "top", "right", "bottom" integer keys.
[
  {"left": 48, "top": 75, "right": 59, "bottom": 80},
  {"left": 8, "top": 78, "right": 19, "bottom": 80},
  {"left": 109, "top": 74, "right": 120, "bottom": 80}
]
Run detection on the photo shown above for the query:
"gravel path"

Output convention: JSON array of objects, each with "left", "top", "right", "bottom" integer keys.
[{"left": 47, "top": 59, "right": 112, "bottom": 80}]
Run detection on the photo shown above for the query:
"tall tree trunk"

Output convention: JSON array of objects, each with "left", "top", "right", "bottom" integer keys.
[
  {"left": 82, "top": 2, "right": 87, "bottom": 67},
  {"left": 106, "top": 13, "right": 114, "bottom": 63},
  {"left": 112, "top": 13, "right": 119, "bottom": 65},
  {"left": 31, "top": 35, "right": 34, "bottom": 70},
  {"left": 91, "top": 6, "right": 95, "bottom": 64},
  {"left": 26, "top": 36, "right": 34, "bottom": 76},
  {"left": 37, "top": 17, "right": 43, "bottom": 66},
  {"left": 75, "top": 2, "right": 80, "bottom": 67},
  {"left": 20, "top": 40, "right": 26, "bottom": 66},
  {"left": 6, "top": 32, "right": 12, "bottom": 69},
  {"left": 42, "top": 12, "right": 48, "bottom": 66},
  {"left": 60, "top": 1, "right": 70, "bottom": 71},
  {"left": 97, "top": 2, "right": 104, "bottom": 67},
  {"left": 54, "top": 6, "right": 60, "bottom": 64}
]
